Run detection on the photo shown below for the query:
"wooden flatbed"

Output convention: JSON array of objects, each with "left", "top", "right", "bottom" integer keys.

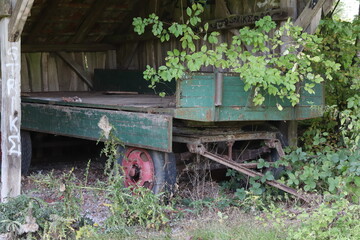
[{"left": 21, "top": 92, "right": 175, "bottom": 153}]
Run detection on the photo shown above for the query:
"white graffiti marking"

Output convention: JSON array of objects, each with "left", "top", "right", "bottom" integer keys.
[
  {"left": 4, "top": 45, "right": 21, "bottom": 157},
  {"left": 8, "top": 134, "right": 21, "bottom": 156}
]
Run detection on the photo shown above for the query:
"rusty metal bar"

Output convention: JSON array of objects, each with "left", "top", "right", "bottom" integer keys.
[
  {"left": 187, "top": 143, "right": 307, "bottom": 201},
  {"left": 173, "top": 131, "right": 277, "bottom": 144}
]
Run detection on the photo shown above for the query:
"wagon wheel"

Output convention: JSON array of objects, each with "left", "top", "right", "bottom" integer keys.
[
  {"left": 0, "top": 131, "right": 32, "bottom": 175},
  {"left": 117, "top": 147, "right": 176, "bottom": 194}
]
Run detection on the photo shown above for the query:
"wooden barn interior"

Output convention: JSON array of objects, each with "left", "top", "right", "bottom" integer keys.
[{"left": 17, "top": 0, "right": 332, "bottom": 93}]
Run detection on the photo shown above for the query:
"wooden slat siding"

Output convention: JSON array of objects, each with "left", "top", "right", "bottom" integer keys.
[
  {"left": 56, "top": 51, "right": 93, "bottom": 89},
  {"left": 41, "top": 52, "right": 49, "bottom": 91},
  {"left": 68, "top": 53, "right": 79, "bottom": 91},
  {"left": 70, "top": 0, "right": 108, "bottom": 43},
  {"left": 8, "top": 0, "right": 34, "bottom": 42},
  {"left": 47, "top": 53, "right": 60, "bottom": 91},
  {"left": 20, "top": 53, "right": 31, "bottom": 92},
  {"left": 106, "top": 50, "right": 117, "bottom": 69},
  {"left": 21, "top": 103, "right": 173, "bottom": 152},
  {"left": 55, "top": 53, "right": 67, "bottom": 91},
  {"left": 26, "top": 52, "right": 42, "bottom": 91},
  {"left": 1, "top": 15, "right": 22, "bottom": 201},
  {"left": 75, "top": 53, "right": 88, "bottom": 91}
]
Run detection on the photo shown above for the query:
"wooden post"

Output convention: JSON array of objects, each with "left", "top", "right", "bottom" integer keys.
[
  {"left": 1, "top": 0, "right": 33, "bottom": 202},
  {"left": 1, "top": 18, "right": 22, "bottom": 202},
  {"left": 281, "top": 0, "right": 298, "bottom": 147}
]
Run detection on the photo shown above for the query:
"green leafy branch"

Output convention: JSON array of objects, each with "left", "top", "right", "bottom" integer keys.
[{"left": 133, "top": 3, "right": 339, "bottom": 108}]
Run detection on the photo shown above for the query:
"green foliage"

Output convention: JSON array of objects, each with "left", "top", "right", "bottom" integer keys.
[
  {"left": 276, "top": 148, "right": 360, "bottom": 202},
  {"left": 304, "top": 16, "right": 360, "bottom": 149},
  {"left": 287, "top": 199, "right": 360, "bottom": 240},
  {"left": 105, "top": 177, "right": 172, "bottom": 230},
  {"left": 133, "top": 4, "right": 338, "bottom": 109}
]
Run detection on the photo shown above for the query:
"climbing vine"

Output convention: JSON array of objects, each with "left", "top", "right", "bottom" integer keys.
[{"left": 133, "top": 3, "right": 339, "bottom": 109}]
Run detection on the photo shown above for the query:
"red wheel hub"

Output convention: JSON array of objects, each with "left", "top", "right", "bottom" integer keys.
[{"left": 122, "top": 148, "right": 155, "bottom": 189}]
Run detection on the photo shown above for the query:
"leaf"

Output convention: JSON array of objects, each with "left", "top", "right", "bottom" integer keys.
[
  {"left": 186, "top": 7, "right": 192, "bottom": 17},
  {"left": 204, "top": 23, "right": 209, "bottom": 32}
]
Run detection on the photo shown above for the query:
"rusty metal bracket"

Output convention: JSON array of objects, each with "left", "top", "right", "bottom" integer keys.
[{"left": 187, "top": 143, "right": 307, "bottom": 201}]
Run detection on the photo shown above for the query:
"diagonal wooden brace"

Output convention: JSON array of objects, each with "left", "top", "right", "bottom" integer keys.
[{"left": 187, "top": 143, "right": 307, "bottom": 202}]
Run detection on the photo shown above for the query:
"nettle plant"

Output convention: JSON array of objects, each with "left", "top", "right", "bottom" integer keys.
[{"left": 133, "top": 3, "right": 339, "bottom": 109}]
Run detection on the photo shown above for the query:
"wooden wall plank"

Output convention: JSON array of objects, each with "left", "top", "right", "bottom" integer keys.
[
  {"left": 41, "top": 52, "right": 49, "bottom": 91},
  {"left": 20, "top": 53, "right": 30, "bottom": 92},
  {"left": 56, "top": 51, "right": 93, "bottom": 89},
  {"left": 48, "top": 53, "right": 59, "bottom": 91},
  {"left": 26, "top": 52, "right": 42, "bottom": 91}
]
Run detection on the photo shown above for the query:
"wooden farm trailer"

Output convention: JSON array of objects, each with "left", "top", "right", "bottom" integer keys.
[{"left": 0, "top": 0, "right": 334, "bottom": 201}]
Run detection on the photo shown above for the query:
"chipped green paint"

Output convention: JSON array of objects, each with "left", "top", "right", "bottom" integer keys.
[
  {"left": 175, "top": 73, "right": 324, "bottom": 122},
  {"left": 21, "top": 103, "right": 173, "bottom": 152}
]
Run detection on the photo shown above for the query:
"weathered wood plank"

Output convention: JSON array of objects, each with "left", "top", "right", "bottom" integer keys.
[
  {"left": 41, "top": 52, "right": 49, "bottom": 91},
  {"left": 47, "top": 53, "right": 60, "bottom": 91},
  {"left": 208, "top": 9, "right": 290, "bottom": 31},
  {"left": 295, "top": 0, "right": 326, "bottom": 31},
  {"left": 21, "top": 103, "right": 173, "bottom": 152},
  {"left": 8, "top": 0, "right": 34, "bottom": 42},
  {"left": 20, "top": 53, "right": 30, "bottom": 92},
  {"left": 1, "top": 17, "right": 22, "bottom": 202},
  {"left": 56, "top": 51, "right": 93, "bottom": 89},
  {"left": 21, "top": 44, "right": 116, "bottom": 52},
  {"left": 175, "top": 73, "right": 324, "bottom": 122},
  {"left": 26, "top": 53, "right": 42, "bottom": 91},
  {"left": 0, "top": 0, "right": 11, "bottom": 18}
]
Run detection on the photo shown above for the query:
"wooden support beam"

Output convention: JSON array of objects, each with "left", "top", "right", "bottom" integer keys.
[
  {"left": 56, "top": 51, "right": 93, "bottom": 89},
  {"left": 70, "top": 0, "right": 109, "bottom": 43},
  {"left": 281, "top": 0, "right": 298, "bottom": 147},
  {"left": 208, "top": 9, "right": 290, "bottom": 31},
  {"left": 294, "top": 0, "right": 326, "bottom": 32},
  {"left": 25, "top": 0, "right": 61, "bottom": 43},
  {"left": 0, "top": 0, "right": 11, "bottom": 18},
  {"left": 8, "top": 0, "right": 34, "bottom": 42},
  {"left": 1, "top": 17, "right": 22, "bottom": 202},
  {"left": 21, "top": 43, "right": 116, "bottom": 52}
]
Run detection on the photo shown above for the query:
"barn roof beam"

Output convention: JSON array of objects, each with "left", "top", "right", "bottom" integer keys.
[
  {"left": 8, "top": 0, "right": 34, "bottom": 41},
  {"left": 22, "top": 43, "right": 116, "bottom": 52},
  {"left": 295, "top": 0, "right": 334, "bottom": 34},
  {"left": 70, "top": 0, "right": 109, "bottom": 44},
  {"left": 25, "top": 0, "right": 62, "bottom": 43}
]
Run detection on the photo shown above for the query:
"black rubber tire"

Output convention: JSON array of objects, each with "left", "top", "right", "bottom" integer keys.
[
  {"left": 20, "top": 131, "right": 32, "bottom": 175},
  {"left": 117, "top": 146, "right": 177, "bottom": 194},
  {"left": 0, "top": 131, "right": 32, "bottom": 176},
  {"left": 269, "top": 132, "right": 287, "bottom": 179}
]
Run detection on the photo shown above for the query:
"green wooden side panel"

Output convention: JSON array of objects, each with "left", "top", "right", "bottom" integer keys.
[
  {"left": 175, "top": 73, "right": 324, "bottom": 122},
  {"left": 21, "top": 103, "right": 173, "bottom": 152},
  {"left": 177, "top": 75, "right": 215, "bottom": 107}
]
